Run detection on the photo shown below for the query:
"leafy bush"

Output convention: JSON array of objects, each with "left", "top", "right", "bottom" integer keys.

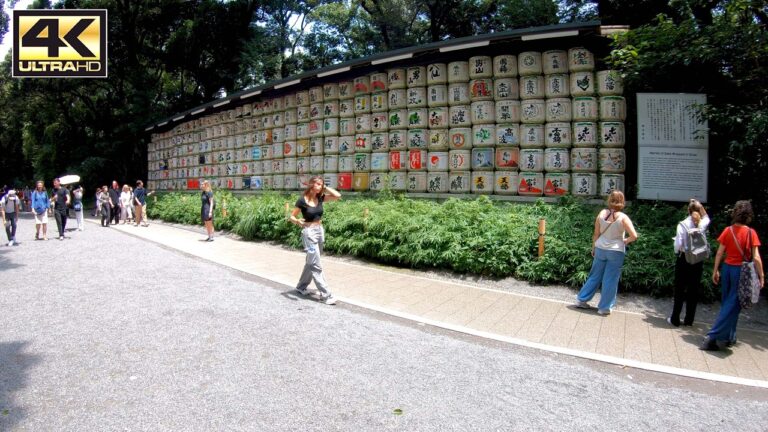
[{"left": 148, "top": 192, "right": 721, "bottom": 301}]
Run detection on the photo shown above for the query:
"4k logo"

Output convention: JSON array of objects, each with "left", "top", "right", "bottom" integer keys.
[{"left": 13, "top": 10, "right": 107, "bottom": 78}]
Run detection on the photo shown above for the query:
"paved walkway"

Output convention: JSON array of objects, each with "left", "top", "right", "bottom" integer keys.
[{"left": 103, "top": 219, "right": 768, "bottom": 388}]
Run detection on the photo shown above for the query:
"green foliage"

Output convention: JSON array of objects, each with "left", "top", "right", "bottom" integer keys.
[{"left": 149, "top": 192, "right": 721, "bottom": 300}]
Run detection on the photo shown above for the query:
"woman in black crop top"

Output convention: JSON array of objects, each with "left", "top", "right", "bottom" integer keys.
[{"left": 289, "top": 175, "right": 342, "bottom": 304}]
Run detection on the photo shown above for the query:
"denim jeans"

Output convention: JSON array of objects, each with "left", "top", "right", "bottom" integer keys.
[
  {"left": 4, "top": 212, "right": 17, "bottom": 242},
  {"left": 707, "top": 264, "right": 741, "bottom": 343},
  {"left": 576, "top": 247, "right": 626, "bottom": 311}
]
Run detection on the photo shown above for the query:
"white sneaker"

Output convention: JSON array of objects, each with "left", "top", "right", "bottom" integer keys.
[
  {"left": 7, "top": 240, "right": 13, "bottom": 246},
  {"left": 574, "top": 301, "right": 591, "bottom": 309},
  {"left": 323, "top": 295, "right": 337, "bottom": 305}
]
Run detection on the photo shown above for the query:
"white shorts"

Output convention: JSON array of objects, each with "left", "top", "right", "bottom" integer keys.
[{"left": 34, "top": 212, "right": 48, "bottom": 224}]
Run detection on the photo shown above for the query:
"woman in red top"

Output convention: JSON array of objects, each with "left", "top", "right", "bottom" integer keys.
[{"left": 700, "top": 201, "right": 765, "bottom": 351}]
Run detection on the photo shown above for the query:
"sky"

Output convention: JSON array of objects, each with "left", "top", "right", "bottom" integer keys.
[{"left": 0, "top": 0, "right": 34, "bottom": 59}]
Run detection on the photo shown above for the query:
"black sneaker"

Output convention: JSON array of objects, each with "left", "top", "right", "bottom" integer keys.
[
  {"left": 295, "top": 287, "right": 310, "bottom": 296},
  {"left": 699, "top": 337, "right": 720, "bottom": 351}
]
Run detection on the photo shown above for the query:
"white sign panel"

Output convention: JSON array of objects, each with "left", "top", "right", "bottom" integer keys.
[{"left": 637, "top": 93, "right": 708, "bottom": 202}]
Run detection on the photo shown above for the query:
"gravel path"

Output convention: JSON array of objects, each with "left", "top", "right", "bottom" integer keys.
[{"left": 1, "top": 214, "right": 768, "bottom": 431}]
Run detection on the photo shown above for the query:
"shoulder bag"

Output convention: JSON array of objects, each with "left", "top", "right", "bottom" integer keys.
[{"left": 730, "top": 226, "right": 761, "bottom": 309}]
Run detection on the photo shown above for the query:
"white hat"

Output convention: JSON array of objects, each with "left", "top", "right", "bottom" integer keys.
[{"left": 7, "top": 189, "right": 16, "bottom": 195}]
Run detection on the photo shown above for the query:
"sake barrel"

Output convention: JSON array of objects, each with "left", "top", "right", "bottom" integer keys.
[
  {"left": 407, "top": 87, "right": 427, "bottom": 108},
  {"left": 338, "top": 136, "right": 355, "bottom": 154},
  {"left": 355, "top": 115, "right": 371, "bottom": 133},
  {"left": 471, "top": 101, "right": 495, "bottom": 125},
  {"left": 339, "top": 100, "right": 355, "bottom": 118},
  {"left": 495, "top": 146, "right": 520, "bottom": 170},
  {"left": 271, "top": 159, "right": 283, "bottom": 174},
  {"left": 496, "top": 124, "right": 520, "bottom": 146},
  {"left": 520, "top": 75, "right": 545, "bottom": 100},
  {"left": 471, "top": 171, "right": 494, "bottom": 194},
  {"left": 427, "top": 63, "right": 448, "bottom": 84},
  {"left": 387, "top": 109, "right": 407, "bottom": 130},
  {"left": 323, "top": 117, "right": 339, "bottom": 136},
  {"left": 296, "top": 122, "right": 310, "bottom": 139},
  {"left": 409, "top": 149, "right": 428, "bottom": 171},
  {"left": 388, "top": 130, "right": 407, "bottom": 150},
  {"left": 338, "top": 154, "right": 354, "bottom": 172},
  {"left": 323, "top": 155, "right": 338, "bottom": 173},
  {"left": 407, "top": 66, "right": 427, "bottom": 87},
  {"left": 369, "top": 172, "right": 387, "bottom": 191},
  {"left": 338, "top": 81, "right": 353, "bottom": 99},
  {"left": 297, "top": 106, "right": 310, "bottom": 123},
  {"left": 389, "top": 171, "right": 406, "bottom": 191},
  {"left": 449, "top": 171, "right": 471, "bottom": 193},
  {"left": 518, "top": 51, "right": 542, "bottom": 76},
  {"left": 310, "top": 103, "right": 323, "bottom": 120},
  {"left": 388, "top": 88, "right": 407, "bottom": 109},
  {"left": 353, "top": 172, "right": 370, "bottom": 191},
  {"left": 599, "top": 173, "right": 625, "bottom": 195},
  {"left": 600, "top": 96, "right": 627, "bottom": 121},
  {"left": 597, "top": 70, "right": 623, "bottom": 96},
  {"left": 545, "top": 123, "right": 572, "bottom": 148},
  {"left": 572, "top": 172, "right": 597, "bottom": 197},
  {"left": 271, "top": 175, "right": 284, "bottom": 190},
  {"left": 546, "top": 98, "right": 572, "bottom": 122},
  {"left": 493, "top": 55, "right": 518, "bottom": 78},
  {"left": 469, "top": 79, "right": 494, "bottom": 101},
  {"left": 494, "top": 171, "right": 518, "bottom": 195},
  {"left": 284, "top": 124, "right": 297, "bottom": 141},
  {"left": 543, "top": 50, "right": 568, "bottom": 75},
  {"left": 309, "top": 86, "right": 323, "bottom": 103},
  {"left": 572, "top": 122, "right": 598, "bottom": 147},
  {"left": 428, "top": 85, "right": 448, "bottom": 107},
  {"left": 251, "top": 176, "right": 263, "bottom": 190},
  {"left": 472, "top": 124, "right": 495, "bottom": 147},
  {"left": 338, "top": 172, "right": 353, "bottom": 190},
  {"left": 261, "top": 129, "right": 274, "bottom": 145},
  {"left": 284, "top": 157, "right": 297, "bottom": 173},
  {"left": 448, "top": 61, "right": 470, "bottom": 83},
  {"left": 389, "top": 150, "right": 408, "bottom": 171},
  {"left": 354, "top": 75, "right": 370, "bottom": 94},
  {"left": 296, "top": 157, "right": 310, "bottom": 174},
  {"left": 427, "top": 172, "right": 449, "bottom": 193},
  {"left": 323, "top": 83, "right": 339, "bottom": 101},
  {"left": 449, "top": 105, "right": 472, "bottom": 127},
  {"left": 472, "top": 147, "right": 494, "bottom": 170},
  {"left": 427, "top": 129, "right": 449, "bottom": 150},
  {"left": 520, "top": 99, "right": 546, "bottom": 124},
  {"left": 495, "top": 100, "right": 521, "bottom": 123},
  {"left": 324, "top": 136, "right": 339, "bottom": 155},
  {"left": 572, "top": 97, "right": 599, "bottom": 121},
  {"left": 263, "top": 143, "right": 275, "bottom": 159},
  {"left": 284, "top": 174, "right": 298, "bottom": 190},
  {"left": 284, "top": 94, "right": 297, "bottom": 109},
  {"left": 308, "top": 120, "right": 323, "bottom": 138},
  {"left": 600, "top": 122, "right": 626, "bottom": 147},
  {"left": 283, "top": 141, "right": 297, "bottom": 157},
  {"left": 406, "top": 171, "right": 428, "bottom": 192},
  {"left": 355, "top": 133, "right": 372, "bottom": 152},
  {"left": 371, "top": 113, "right": 388, "bottom": 132},
  {"left": 570, "top": 71, "right": 595, "bottom": 96},
  {"left": 449, "top": 149, "right": 471, "bottom": 170},
  {"left": 428, "top": 107, "right": 450, "bottom": 129},
  {"left": 544, "top": 173, "right": 570, "bottom": 196},
  {"left": 323, "top": 100, "right": 339, "bottom": 118},
  {"left": 388, "top": 68, "right": 407, "bottom": 89},
  {"left": 447, "top": 83, "right": 470, "bottom": 106},
  {"left": 296, "top": 90, "right": 310, "bottom": 107},
  {"left": 449, "top": 128, "right": 472, "bottom": 150},
  {"left": 494, "top": 78, "right": 519, "bottom": 100},
  {"left": 468, "top": 56, "right": 492, "bottom": 79},
  {"left": 371, "top": 132, "right": 389, "bottom": 152},
  {"left": 371, "top": 93, "right": 388, "bottom": 113},
  {"left": 311, "top": 155, "right": 324, "bottom": 173},
  {"left": 370, "top": 72, "right": 387, "bottom": 93},
  {"left": 544, "top": 148, "right": 570, "bottom": 172},
  {"left": 427, "top": 151, "right": 449, "bottom": 171},
  {"left": 272, "top": 142, "right": 284, "bottom": 159},
  {"left": 519, "top": 149, "right": 544, "bottom": 172},
  {"left": 408, "top": 109, "right": 429, "bottom": 129},
  {"left": 353, "top": 152, "right": 371, "bottom": 172},
  {"left": 370, "top": 152, "right": 389, "bottom": 172},
  {"left": 323, "top": 173, "right": 338, "bottom": 189},
  {"left": 284, "top": 109, "right": 298, "bottom": 126},
  {"left": 569, "top": 47, "right": 595, "bottom": 72},
  {"left": 570, "top": 147, "right": 598, "bottom": 172},
  {"left": 354, "top": 95, "right": 371, "bottom": 114},
  {"left": 408, "top": 129, "right": 429, "bottom": 149},
  {"left": 518, "top": 172, "right": 544, "bottom": 196},
  {"left": 273, "top": 111, "right": 285, "bottom": 128},
  {"left": 599, "top": 148, "right": 626, "bottom": 173}
]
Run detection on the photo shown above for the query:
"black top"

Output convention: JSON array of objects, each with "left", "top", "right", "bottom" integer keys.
[
  {"left": 295, "top": 194, "right": 325, "bottom": 222},
  {"left": 53, "top": 187, "right": 68, "bottom": 210},
  {"left": 134, "top": 187, "right": 147, "bottom": 205},
  {"left": 108, "top": 187, "right": 120, "bottom": 204},
  {"left": 201, "top": 191, "right": 213, "bottom": 208}
]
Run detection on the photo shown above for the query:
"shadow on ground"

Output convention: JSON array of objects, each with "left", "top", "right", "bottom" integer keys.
[{"left": 0, "top": 341, "right": 41, "bottom": 430}]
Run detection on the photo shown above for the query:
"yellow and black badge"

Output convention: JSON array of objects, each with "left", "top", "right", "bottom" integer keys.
[{"left": 12, "top": 9, "right": 107, "bottom": 78}]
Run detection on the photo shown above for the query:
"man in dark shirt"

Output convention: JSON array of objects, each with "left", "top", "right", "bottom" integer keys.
[
  {"left": 51, "top": 178, "right": 70, "bottom": 240},
  {"left": 108, "top": 180, "right": 121, "bottom": 225},
  {"left": 132, "top": 180, "right": 153, "bottom": 227}
]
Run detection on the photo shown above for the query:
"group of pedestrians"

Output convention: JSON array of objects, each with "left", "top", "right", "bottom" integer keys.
[
  {"left": 573, "top": 191, "right": 764, "bottom": 352},
  {"left": 28, "top": 179, "right": 78, "bottom": 241},
  {"left": 95, "top": 180, "right": 153, "bottom": 228}
]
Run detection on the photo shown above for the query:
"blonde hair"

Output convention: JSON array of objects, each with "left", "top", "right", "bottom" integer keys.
[
  {"left": 202, "top": 180, "right": 212, "bottom": 192},
  {"left": 688, "top": 199, "right": 707, "bottom": 217},
  {"left": 606, "top": 190, "right": 625, "bottom": 212}
]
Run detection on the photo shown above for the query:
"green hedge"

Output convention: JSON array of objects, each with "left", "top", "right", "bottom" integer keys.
[{"left": 148, "top": 191, "right": 719, "bottom": 301}]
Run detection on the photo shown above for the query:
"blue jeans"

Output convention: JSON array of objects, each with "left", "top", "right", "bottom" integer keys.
[
  {"left": 707, "top": 264, "right": 741, "bottom": 343},
  {"left": 577, "top": 248, "right": 626, "bottom": 311}
]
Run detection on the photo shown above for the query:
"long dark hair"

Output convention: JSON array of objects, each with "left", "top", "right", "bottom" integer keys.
[{"left": 303, "top": 175, "right": 324, "bottom": 199}]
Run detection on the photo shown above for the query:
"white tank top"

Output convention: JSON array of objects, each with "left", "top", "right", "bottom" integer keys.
[{"left": 595, "top": 211, "right": 626, "bottom": 252}]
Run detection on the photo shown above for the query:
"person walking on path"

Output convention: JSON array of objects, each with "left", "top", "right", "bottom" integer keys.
[
  {"left": 31, "top": 181, "right": 49, "bottom": 240},
  {"left": 700, "top": 200, "right": 764, "bottom": 351},
  {"left": 289, "top": 175, "right": 342, "bottom": 305},
  {"left": 72, "top": 186, "right": 85, "bottom": 231},
  {"left": 574, "top": 190, "right": 639, "bottom": 315},
  {"left": 93, "top": 187, "right": 101, "bottom": 217},
  {"left": 668, "top": 200, "right": 709, "bottom": 327},
  {"left": 120, "top": 184, "right": 133, "bottom": 224},
  {"left": 133, "top": 180, "right": 153, "bottom": 227},
  {"left": 51, "top": 178, "right": 70, "bottom": 240},
  {"left": 98, "top": 186, "right": 113, "bottom": 227},
  {"left": 1, "top": 189, "right": 21, "bottom": 246},
  {"left": 200, "top": 181, "right": 215, "bottom": 241},
  {"left": 108, "top": 181, "right": 121, "bottom": 225}
]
